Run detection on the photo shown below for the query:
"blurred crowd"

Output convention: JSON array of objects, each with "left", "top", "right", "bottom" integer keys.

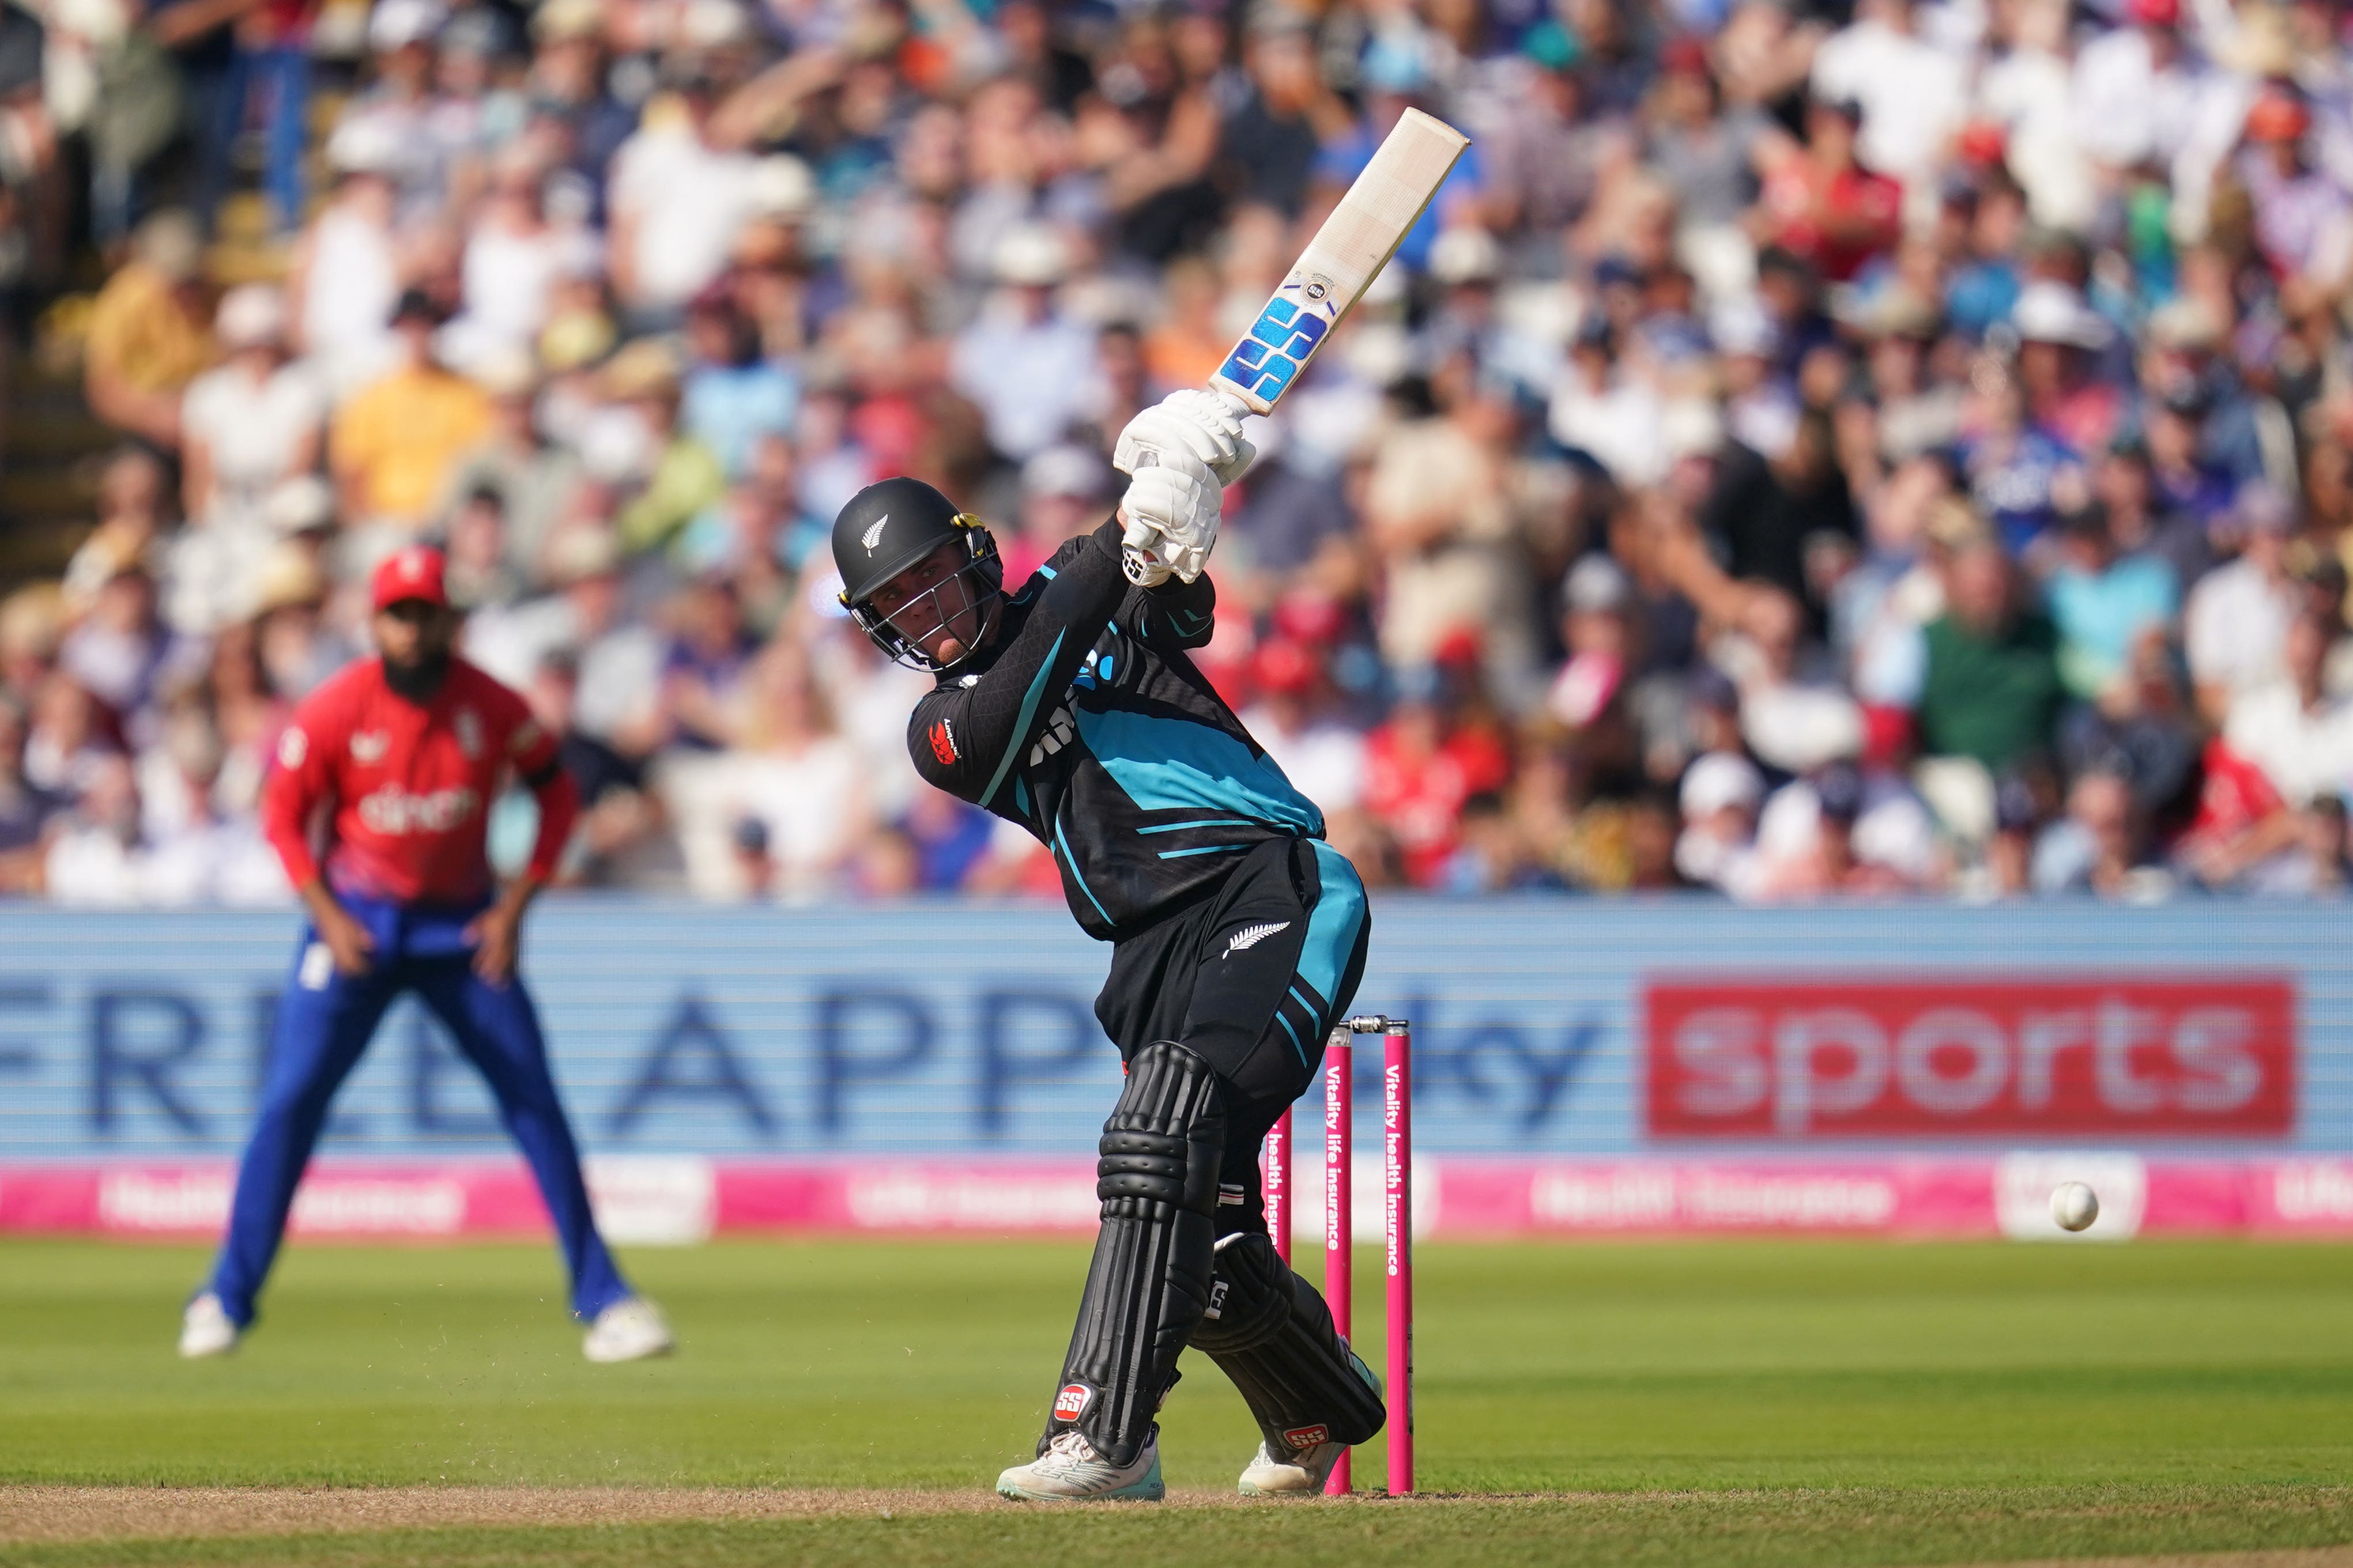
[{"left": 5, "top": 0, "right": 2353, "bottom": 904}]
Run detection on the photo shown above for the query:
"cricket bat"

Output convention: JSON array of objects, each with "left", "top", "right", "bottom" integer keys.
[{"left": 1211, "top": 107, "right": 1471, "bottom": 415}]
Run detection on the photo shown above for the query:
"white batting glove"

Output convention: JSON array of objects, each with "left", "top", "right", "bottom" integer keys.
[
  {"left": 1118, "top": 459, "right": 1221, "bottom": 586},
  {"left": 1114, "top": 388, "right": 1256, "bottom": 485}
]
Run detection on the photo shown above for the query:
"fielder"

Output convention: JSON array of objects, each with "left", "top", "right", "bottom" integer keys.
[
  {"left": 178, "top": 545, "right": 671, "bottom": 1365},
  {"left": 831, "top": 391, "right": 1383, "bottom": 1501}
]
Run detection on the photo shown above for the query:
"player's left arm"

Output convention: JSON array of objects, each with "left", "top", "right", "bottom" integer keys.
[
  {"left": 1118, "top": 572, "right": 1217, "bottom": 652},
  {"left": 466, "top": 696, "right": 580, "bottom": 983}
]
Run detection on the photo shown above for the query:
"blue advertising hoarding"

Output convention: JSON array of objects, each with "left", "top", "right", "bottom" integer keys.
[{"left": 0, "top": 898, "right": 2347, "bottom": 1161}]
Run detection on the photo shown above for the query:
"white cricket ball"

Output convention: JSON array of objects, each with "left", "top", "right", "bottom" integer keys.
[{"left": 2050, "top": 1181, "right": 2099, "bottom": 1233}]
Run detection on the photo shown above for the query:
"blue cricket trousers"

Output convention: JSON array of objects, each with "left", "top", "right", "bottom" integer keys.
[{"left": 204, "top": 894, "right": 630, "bottom": 1325}]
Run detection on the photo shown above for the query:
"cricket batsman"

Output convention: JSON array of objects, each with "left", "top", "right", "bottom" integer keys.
[
  {"left": 831, "top": 391, "right": 1383, "bottom": 1501},
  {"left": 177, "top": 545, "right": 672, "bottom": 1365}
]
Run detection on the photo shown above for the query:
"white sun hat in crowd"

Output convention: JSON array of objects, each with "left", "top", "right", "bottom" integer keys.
[
  {"left": 2011, "top": 280, "right": 2111, "bottom": 351},
  {"left": 214, "top": 284, "right": 286, "bottom": 351},
  {"left": 992, "top": 223, "right": 1072, "bottom": 286}
]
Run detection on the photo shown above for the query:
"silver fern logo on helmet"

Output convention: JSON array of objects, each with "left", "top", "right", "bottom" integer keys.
[{"left": 861, "top": 516, "right": 889, "bottom": 553}]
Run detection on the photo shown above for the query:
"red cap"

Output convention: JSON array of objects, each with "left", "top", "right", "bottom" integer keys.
[
  {"left": 1252, "top": 637, "right": 1320, "bottom": 697},
  {"left": 2128, "top": 0, "right": 2181, "bottom": 27},
  {"left": 1957, "top": 120, "right": 2008, "bottom": 165},
  {"left": 372, "top": 544, "right": 449, "bottom": 611},
  {"left": 1660, "top": 36, "right": 1711, "bottom": 77},
  {"left": 2246, "top": 87, "right": 2312, "bottom": 142}
]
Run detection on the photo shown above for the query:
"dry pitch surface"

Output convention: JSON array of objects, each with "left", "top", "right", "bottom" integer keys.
[
  {"left": 5, "top": 1237, "right": 2353, "bottom": 1566},
  {"left": 10, "top": 1486, "right": 2353, "bottom": 1568}
]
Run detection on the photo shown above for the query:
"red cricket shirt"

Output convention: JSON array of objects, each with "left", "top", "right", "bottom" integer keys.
[{"left": 261, "top": 656, "right": 579, "bottom": 904}]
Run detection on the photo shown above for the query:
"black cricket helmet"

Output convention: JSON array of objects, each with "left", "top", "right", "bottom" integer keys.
[{"left": 832, "top": 477, "right": 1004, "bottom": 671}]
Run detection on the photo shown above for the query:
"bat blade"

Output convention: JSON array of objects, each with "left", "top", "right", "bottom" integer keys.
[{"left": 1211, "top": 107, "right": 1470, "bottom": 416}]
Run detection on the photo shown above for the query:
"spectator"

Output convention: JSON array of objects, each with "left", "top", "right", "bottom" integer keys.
[
  {"left": 607, "top": 68, "right": 761, "bottom": 322},
  {"left": 1752, "top": 759, "right": 1936, "bottom": 898},
  {"left": 180, "top": 284, "right": 322, "bottom": 531},
  {"left": 2254, "top": 796, "right": 2353, "bottom": 896},
  {"left": 1369, "top": 357, "right": 1537, "bottom": 693},
  {"left": 949, "top": 224, "right": 1103, "bottom": 465},
  {"left": 1675, "top": 750, "right": 1766, "bottom": 899},
  {"left": 1915, "top": 533, "right": 2065, "bottom": 781},
  {"left": 22, "top": 0, "right": 2353, "bottom": 911},
  {"left": 0, "top": 696, "right": 59, "bottom": 891},
  {"left": 441, "top": 349, "right": 583, "bottom": 580},
  {"left": 2186, "top": 486, "right": 2302, "bottom": 725},
  {"left": 604, "top": 338, "right": 726, "bottom": 558},
  {"left": 330, "top": 289, "right": 493, "bottom": 539},
  {"left": 2033, "top": 766, "right": 2168, "bottom": 897},
  {"left": 2226, "top": 613, "right": 2353, "bottom": 809},
  {"left": 289, "top": 120, "right": 402, "bottom": 393},
  {"left": 1242, "top": 638, "right": 1368, "bottom": 822},
  {"left": 1755, "top": 96, "right": 1903, "bottom": 285},
  {"left": 1363, "top": 660, "right": 1513, "bottom": 887},
  {"left": 2046, "top": 505, "right": 2179, "bottom": 700},
  {"left": 681, "top": 285, "right": 797, "bottom": 479},
  {"left": 82, "top": 209, "right": 213, "bottom": 449}
]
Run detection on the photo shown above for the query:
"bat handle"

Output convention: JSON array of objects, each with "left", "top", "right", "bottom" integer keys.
[{"left": 1209, "top": 374, "right": 1273, "bottom": 420}]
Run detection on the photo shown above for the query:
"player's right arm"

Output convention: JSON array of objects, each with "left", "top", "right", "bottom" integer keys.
[
  {"left": 908, "top": 520, "right": 1132, "bottom": 811},
  {"left": 259, "top": 677, "right": 377, "bottom": 975}
]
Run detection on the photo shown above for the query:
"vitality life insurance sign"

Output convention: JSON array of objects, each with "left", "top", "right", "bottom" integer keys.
[{"left": 1645, "top": 977, "right": 2297, "bottom": 1140}]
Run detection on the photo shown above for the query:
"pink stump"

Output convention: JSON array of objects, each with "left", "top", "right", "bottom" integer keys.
[
  {"left": 1265, "top": 1107, "right": 1291, "bottom": 1265},
  {"left": 1323, "top": 1032, "right": 1353, "bottom": 1495},
  {"left": 1383, "top": 1024, "right": 1413, "bottom": 1495}
]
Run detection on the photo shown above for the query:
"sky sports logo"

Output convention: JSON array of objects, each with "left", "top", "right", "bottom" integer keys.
[{"left": 1646, "top": 977, "right": 2296, "bottom": 1139}]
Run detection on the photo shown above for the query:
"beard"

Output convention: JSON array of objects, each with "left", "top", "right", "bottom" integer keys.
[{"left": 383, "top": 649, "right": 452, "bottom": 702}]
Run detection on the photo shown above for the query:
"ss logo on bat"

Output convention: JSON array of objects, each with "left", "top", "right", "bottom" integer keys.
[{"left": 1218, "top": 294, "right": 1332, "bottom": 402}]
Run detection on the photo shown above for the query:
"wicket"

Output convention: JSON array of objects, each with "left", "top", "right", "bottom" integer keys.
[{"left": 1264, "top": 1014, "right": 1413, "bottom": 1495}]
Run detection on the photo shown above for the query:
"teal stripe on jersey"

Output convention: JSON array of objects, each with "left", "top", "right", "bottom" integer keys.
[
  {"left": 1136, "top": 818, "right": 1257, "bottom": 834},
  {"left": 1274, "top": 1009, "right": 1307, "bottom": 1068},
  {"left": 1156, "top": 844, "right": 1247, "bottom": 859},
  {"left": 1055, "top": 807, "right": 1114, "bottom": 925},
  {"left": 979, "top": 629, "right": 1065, "bottom": 807},
  {"left": 1073, "top": 707, "right": 1321, "bottom": 835},
  {"left": 1297, "top": 841, "right": 1367, "bottom": 1010}
]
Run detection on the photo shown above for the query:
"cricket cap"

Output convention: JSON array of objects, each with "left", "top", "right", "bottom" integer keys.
[{"left": 372, "top": 545, "right": 450, "bottom": 611}]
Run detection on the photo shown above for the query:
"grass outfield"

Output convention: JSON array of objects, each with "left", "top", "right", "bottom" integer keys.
[{"left": 3, "top": 1237, "right": 2353, "bottom": 1564}]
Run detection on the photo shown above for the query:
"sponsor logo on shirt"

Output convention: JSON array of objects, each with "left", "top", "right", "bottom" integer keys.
[
  {"left": 1222, "top": 921, "right": 1291, "bottom": 960},
  {"left": 1027, "top": 706, "right": 1076, "bottom": 768},
  {"left": 930, "top": 719, "right": 958, "bottom": 765},
  {"left": 1053, "top": 1382, "right": 1092, "bottom": 1421},
  {"left": 349, "top": 731, "right": 389, "bottom": 764},
  {"left": 356, "top": 784, "right": 481, "bottom": 836}
]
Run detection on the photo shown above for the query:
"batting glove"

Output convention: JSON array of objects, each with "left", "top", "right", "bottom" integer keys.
[
  {"left": 1118, "top": 459, "right": 1222, "bottom": 586},
  {"left": 1114, "top": 388, "right": 1256, "bottom": 485}
]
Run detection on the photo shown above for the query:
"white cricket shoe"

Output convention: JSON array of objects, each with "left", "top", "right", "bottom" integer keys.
[
  {"left": 1239, "top": 1435, "right": 1348, "bottom": 1495},
  {"left": 1238, "top": 1345, "right": 1382, "bottom": 1495},
  {"left": 996, "top": 1429, "right": 1165, "bottom": 1502},
  {"left": 178, "top": 1293, "right": 239, "bottom": 1359},
  {"left": 582, "top": 1297, "right": 673, "bottom": 1363}
]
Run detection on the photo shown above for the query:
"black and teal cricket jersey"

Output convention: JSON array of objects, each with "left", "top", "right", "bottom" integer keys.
[{"left": 907, "top": 519, "right": 1343, "bottom": 946}]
